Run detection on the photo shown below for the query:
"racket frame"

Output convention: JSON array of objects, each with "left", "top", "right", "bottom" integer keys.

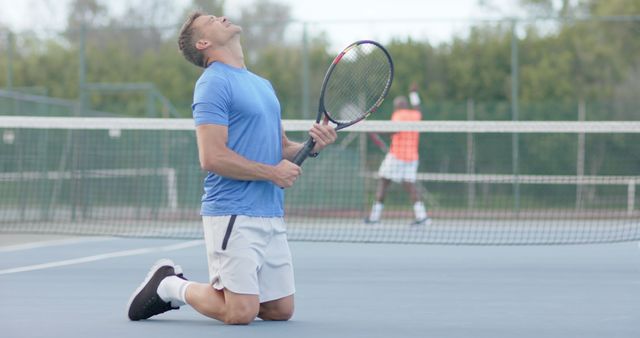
[{"left": 293, "top": 40, "right": 394, "bottom": 165}]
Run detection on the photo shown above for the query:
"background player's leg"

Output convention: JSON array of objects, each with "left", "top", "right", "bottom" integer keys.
[
  {"left": 402, "top": 182, "right": 429, "bottom": 225},
  {"left": 366, "top": 178, "right": 391, "bottom": 223}
]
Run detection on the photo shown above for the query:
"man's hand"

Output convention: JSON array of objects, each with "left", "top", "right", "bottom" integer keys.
[
  {"left": 272, "top": 160, "right": 302, "bottom": 188},
  {"left": 309, "top": 116, "right": 338, "bottom": 154}
]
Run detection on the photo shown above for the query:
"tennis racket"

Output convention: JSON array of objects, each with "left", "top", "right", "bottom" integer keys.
[{"left": 292, "top": 40, "right": 394, "bottom": 166}]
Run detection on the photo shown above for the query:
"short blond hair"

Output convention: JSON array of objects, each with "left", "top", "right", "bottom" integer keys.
[{"left": 178, "top": 12, "right": 206, "bottom": 68}]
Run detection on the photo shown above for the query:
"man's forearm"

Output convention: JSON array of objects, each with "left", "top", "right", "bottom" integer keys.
[
  {"left": 281, "top": 122, "right": 336, "bottom": 162},
  {"left": 282, "top": 139, "right": 304, "bottom": 162},
  {"left": 201, "top": 147, "right": 275, "bottom": 182}
]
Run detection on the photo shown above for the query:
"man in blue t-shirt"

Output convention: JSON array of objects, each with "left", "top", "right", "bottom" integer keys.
[{"left": 126, "top": 12, "right": 337, "bottom": 324}]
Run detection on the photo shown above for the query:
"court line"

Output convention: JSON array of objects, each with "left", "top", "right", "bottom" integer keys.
[
  {"left": 0, "top": 237, "right": 113, "bottom": 253},
  {"left": 0, "top": 240, "right": 204, "bottom": 275}
]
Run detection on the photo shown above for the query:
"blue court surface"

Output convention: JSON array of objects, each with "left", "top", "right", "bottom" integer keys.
[{"left": 1, "top": 234, "right": 639, "bottom": 338}]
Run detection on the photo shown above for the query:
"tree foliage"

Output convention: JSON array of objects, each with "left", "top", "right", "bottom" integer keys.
[
  {"left": 1, "top": 0, "right": 639, "bottom": 177},
  {"left": 0, "top": 0, "right": 638, "bottom": 202}
]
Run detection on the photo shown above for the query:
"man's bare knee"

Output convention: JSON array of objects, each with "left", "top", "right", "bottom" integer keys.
[
  {"left": 259, "top": 296, "right": 294, "bottom": 321},
  {"left": 221, "top": 289, "right": 259, "bottom": 325},
  {"left": 224, "top": 306, "right": 258, "bottom": 325},
  {"left": 261, "top": 308, "right": 293, "bottom": 321}
]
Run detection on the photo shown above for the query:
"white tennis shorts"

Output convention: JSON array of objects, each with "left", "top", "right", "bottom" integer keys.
[
  {"left": 378, "top": 153, "right": 419, "bottom": 183},
  {"left": 202, "top": 215, "right": 295, "bottom": 303}
]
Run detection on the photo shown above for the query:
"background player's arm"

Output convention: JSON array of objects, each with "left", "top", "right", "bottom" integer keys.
[
  {"left": 369, "top": 133, "right": 389, "bottom": 153},
  {"left": 409, "top": 82, "right": 422, "bottom": 111},
  {"left": 196, "top": 124, "right": 300, "bottom": 188}
]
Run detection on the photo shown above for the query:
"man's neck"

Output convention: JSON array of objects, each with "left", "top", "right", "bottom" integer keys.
[{"left": 207, "top": 37, "right": 245, "bottom": 69}]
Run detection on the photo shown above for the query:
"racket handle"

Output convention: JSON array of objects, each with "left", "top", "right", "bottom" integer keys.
[{"left": 292, "top": 138, "right": 316, "bottom": 166}]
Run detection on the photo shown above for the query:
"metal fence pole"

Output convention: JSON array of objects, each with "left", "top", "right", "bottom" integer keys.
[
  {"left": 466, "top": 98, "right": 476, "bottom": 210},
  {"left": 576, "top": 99, "right": 586, "bottom": 210},
  {"left": 78, "top": 24, "right": 87, "bottom": 116},
  {"left": 511, "top": 19, "right": 520, "bottom": 215},
  {"left": 301, "top": 22, "right": 310, "bottom": 119},
  {"left": 6, "top": 31, "right": 14, "bottom": 90}
]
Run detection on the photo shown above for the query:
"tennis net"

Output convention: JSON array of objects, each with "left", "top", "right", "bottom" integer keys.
[{"left": 1, "top": 116, "right": 639, "bottom": 244}]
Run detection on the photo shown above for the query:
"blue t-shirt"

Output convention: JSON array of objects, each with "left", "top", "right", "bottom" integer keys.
[{"left": 192, "top": 62, "right": 284, "bottom": 217}]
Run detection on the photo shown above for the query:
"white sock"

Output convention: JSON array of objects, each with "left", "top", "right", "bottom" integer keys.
[
  {"left": 369, "top": 202, "right": 384, "bottom": 221},
  {"left": 157, "top": 275, "right": 192, "bottom": 307},
  {"left": 413, "top": 201, "right": 427, "bottom": 220}
]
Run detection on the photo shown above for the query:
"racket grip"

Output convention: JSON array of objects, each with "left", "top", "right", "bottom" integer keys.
[{"left": 292, "top": 138, "right": 316, "bottom": 166}]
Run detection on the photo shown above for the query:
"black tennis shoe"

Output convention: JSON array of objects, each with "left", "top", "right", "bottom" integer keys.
[
  {"left": 364, "top": 218, "right": 380, "bottom": 225},
  {"left": 410, "top": 217, "right": 432, "bottom": 227},
  {"left": 127, "top": 259, "right": 180, "bottom": 321}
]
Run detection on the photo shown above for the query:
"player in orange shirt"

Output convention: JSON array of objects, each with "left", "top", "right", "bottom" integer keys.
[{"left": 365, "top": 87, "right": 430, "bottom": 226}]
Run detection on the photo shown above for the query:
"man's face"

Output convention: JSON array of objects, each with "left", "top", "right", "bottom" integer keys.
[{"left": 193, "top": 15, "right": 242, "bottom": 48}]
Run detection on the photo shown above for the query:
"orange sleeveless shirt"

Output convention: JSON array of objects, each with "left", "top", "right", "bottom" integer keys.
[{"left": 389, "top": 109, "right": 421, "bottom": 162}]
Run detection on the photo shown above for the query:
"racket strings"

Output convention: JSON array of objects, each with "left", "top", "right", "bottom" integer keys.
[{"left": 324, "top": 44, "right": 392, "bottom": 124}]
